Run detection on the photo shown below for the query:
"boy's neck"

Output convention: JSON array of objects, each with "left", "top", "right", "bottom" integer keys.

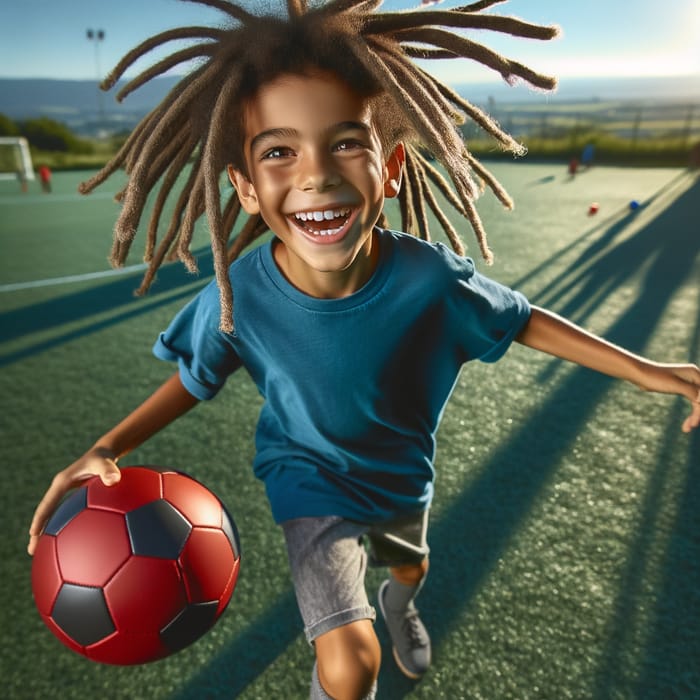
[{"left": 272, "top": 230, "right": 380, "bottom": 299}]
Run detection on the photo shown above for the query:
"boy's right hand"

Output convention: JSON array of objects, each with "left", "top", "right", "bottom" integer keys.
[{"left": 28, "top": 446, "right": 121, "bottom": 556}]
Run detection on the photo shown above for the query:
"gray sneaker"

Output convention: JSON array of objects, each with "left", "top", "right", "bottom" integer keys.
[{"left": 378, "top": 579, "right": 431, "bottom": 679}]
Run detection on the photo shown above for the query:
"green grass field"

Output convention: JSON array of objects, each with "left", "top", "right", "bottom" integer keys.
[{"left": 1, "top": 163, "right": 698, "bottom": 699}]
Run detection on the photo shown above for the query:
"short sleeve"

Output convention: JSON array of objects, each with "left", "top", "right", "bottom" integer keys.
[
  {"left": 153, "top": 281, "right": 242, "bottom": 400},
  {"left": 439, "top": 248, "right": 531, "bottom": 363}
]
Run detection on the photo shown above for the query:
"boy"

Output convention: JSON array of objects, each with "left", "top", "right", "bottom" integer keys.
[{"left": 28, "top": 3, "right": 700, "bottom": 699}]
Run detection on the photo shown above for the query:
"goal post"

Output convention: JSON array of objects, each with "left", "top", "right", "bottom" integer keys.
[{"left": 0, "top": 137, "right": 35, "bottom": 181}]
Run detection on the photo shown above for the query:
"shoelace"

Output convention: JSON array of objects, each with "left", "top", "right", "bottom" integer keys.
[{"left": 402, "top": 612, "right": 427, "bottom": 649}]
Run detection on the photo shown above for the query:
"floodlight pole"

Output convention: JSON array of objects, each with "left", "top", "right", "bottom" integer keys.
[{"left": 86, "top": 28, "right": 106, "bottom": 126}]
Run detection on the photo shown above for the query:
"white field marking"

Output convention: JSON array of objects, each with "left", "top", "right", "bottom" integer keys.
[
  {"left": 0, "top": 263, "right": 148, "bottom": 292},
  {"left": 0, "top": 191, "right": 118, "bottom": 204}
]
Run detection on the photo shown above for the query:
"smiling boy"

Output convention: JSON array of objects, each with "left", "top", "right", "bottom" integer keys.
[
  {"left": 28, "top": 3, "right": 700, "bottom": 699},
  {"left": 228, "top": 72, "right": 400, "bottom": 299}
]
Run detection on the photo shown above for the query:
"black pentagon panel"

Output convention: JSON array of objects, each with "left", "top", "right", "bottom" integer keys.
[
  {"left": 126, "top": 499, "right": 192, "bottom": 558},
  {"left": 52, "top": 583, "right": 115, "bottom": 646},
  {"left": 44, "top": 487, "right": 88, "bottom": 536},
  {"left": 160, "top": 601, "right": 218, "bottom": 652},
  {"left": 221, "top": 505, "right": 241, "bottom": 560}
]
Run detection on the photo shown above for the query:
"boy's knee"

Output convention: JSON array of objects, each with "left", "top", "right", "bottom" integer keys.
[
  {"left": 390, "top": 557, "right": 429, "bottom": 585},
  {"left": 315, "top": 620, "right": 380, "bottom": 700}
]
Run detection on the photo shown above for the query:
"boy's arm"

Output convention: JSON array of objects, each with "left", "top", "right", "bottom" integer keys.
[
  {"left": 28, "top": 371, "right": 199, "bottom": 555},
  {"left": 516, "top": 306, "right": 700, "bottom": 433}
]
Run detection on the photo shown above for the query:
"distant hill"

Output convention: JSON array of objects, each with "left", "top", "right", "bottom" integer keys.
[
  {"left": 0, "top": 76, "right": 181, "bottom": 136},
  {"left": 1, "top": 74, "right": 698, "bottom": 138},
  {"left": 452, "top": 74, "right": 700, "bottom": 105}
]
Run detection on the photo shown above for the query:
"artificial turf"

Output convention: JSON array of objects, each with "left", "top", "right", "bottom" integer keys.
[{"left": 1, "top": 163, "right": 698, "bottom": 699}]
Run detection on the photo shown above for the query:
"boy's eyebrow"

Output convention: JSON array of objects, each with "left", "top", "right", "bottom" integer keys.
[
  {"left": 249, "top": 121, "right": 373, "bottom": 154},
  {"left": 332, "top": 121, "right": 373, "bottom": 136},
  {"left": 249, "top": 127, "right": 298, "bottom": 153}
]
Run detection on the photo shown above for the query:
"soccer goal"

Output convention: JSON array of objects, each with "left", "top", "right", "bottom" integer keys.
[{"left": 0, "top": 137, "right": 35, "bottom": 181}]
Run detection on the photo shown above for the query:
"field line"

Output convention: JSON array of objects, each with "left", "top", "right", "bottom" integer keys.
[
  {"left": 0, "top": 263, "right": 147, "bottom": 292},
  {"left": 0, "top": 191, "right": 118, "bottom": 204}
]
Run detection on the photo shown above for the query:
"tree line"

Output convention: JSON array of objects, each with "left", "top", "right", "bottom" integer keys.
[{"left": 0, "top": 113, "right": 94, "bottom": 154}]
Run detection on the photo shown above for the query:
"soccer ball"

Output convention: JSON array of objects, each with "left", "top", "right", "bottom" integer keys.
[{"left": 31, "top": 465, "right": 240, "bottom": 665}]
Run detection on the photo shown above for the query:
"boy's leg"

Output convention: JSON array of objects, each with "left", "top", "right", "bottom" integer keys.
[
  {"left": 368, "top": 511, "right": 431, "bottom": 679},
  {"left": 378, "top": 558, "right": 431, "bottom": 679},
  {"left": 281, "top": 517, "right": 379, "bottom": 700},
  {"left": 312, "top": 620, "right": 380, "bottom": 700}
]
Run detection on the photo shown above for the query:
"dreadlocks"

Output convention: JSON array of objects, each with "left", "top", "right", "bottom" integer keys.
[{"left": 80, "top": 0, "right": 559, "bottom": 332}]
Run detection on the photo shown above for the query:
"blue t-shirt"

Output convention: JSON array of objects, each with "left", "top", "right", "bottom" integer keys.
[{"left": 154, "top": 228, "right": 530, "bottom": 523}]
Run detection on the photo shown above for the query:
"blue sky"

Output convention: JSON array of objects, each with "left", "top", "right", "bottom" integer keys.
[{"left": 1, "top": 0, "right": 699, "bottom": 85}]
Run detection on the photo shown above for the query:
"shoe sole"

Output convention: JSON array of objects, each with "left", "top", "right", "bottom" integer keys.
[
  {"left": 378, "top": 580, "right": 426, "bottom": 680},
  {"left": 391, "top": 646, "right": 423, "bottom": 680}
]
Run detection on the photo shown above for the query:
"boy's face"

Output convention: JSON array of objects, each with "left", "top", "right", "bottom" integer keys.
[{"left": 228, "top": 71, "right": 403, "bottom": 298}]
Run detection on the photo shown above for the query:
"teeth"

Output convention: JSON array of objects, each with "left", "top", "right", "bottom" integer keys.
[
  {"left": 316, "top": 227, "right": 343, "bottom": 236},
  {"left": 290, "top": 207, "right": 352, "bottom": 237},
  {"left": 294, "top": 208, "right": 350, "bottom": 222}
]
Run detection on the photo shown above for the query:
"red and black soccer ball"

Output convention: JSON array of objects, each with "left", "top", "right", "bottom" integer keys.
[{"left": 31, "top": 466, "right": 240, "bottom": 665}]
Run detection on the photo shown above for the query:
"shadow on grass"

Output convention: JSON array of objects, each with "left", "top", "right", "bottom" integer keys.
[
  {"left": 512, "top": 169, "right": 693, "bottom": 297},
  {"left": 167, "top": 175, "right": 699, "bottom": 698},
  {"left": 0, "top": 248, "right": 214, "bottom": 366},
  {"left": 171, "top": 588, "right": 303, "bottom": 700},
  {"left": 634, "top": 425, "right": 700, "bottom": 700},
  {"left": 597, "top": 283, "right": 700, "bottom": 699},
  {"left": 412, "top": 175, "right": 699, "bottom": 700},
  {"left": 532, "top": 172, "right": 698, "bottom": 332},
  {"left": 591, "top": 330, "right": 700, "bottom": 699},
  {"left": 10, "top": 172, "right": 698, "bottom": 697}
]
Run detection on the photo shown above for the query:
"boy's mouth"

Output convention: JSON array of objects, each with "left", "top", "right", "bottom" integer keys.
[{"left": 289, "top": 207, "right": 355, "bottom": 240}]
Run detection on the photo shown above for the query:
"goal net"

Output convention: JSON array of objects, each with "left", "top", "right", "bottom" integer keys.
[{"left": 0, "top": 137, "right": 35, "bottom": 181}]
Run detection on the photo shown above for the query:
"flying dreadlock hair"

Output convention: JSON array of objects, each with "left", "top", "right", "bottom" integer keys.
[{"left": 80, "top": 0, "right": 559, "bottom": 332}]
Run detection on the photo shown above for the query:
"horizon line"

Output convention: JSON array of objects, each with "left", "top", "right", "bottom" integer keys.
[{"left": 1, "top": 72, "right": 699, "bottom": 83}]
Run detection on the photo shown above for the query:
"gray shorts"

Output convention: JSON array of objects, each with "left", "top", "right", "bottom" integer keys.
[{"left": 281, "top": 511, "right": 429, "bottom": 642}]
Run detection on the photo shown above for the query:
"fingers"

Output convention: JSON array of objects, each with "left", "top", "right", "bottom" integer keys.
[
  {"left": 664, "top": 363, "right": 700, "bottom": 433},
  {"left": 682, "top": 389, "right": 700, "bottom": 434},
  {"left": 27, "top": 453, "right": 121, "bottom": 556},
  {"left": 100, "top": 459, "right": 122, "bottom": 486},
  {"left": 683, "top": 371, "right": 700, "bottom": 433},
  {"left": 28, "top": 479, "right": 67, "bottom": 556}
]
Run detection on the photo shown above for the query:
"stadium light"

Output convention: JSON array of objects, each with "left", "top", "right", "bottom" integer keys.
[{"left": 86, "top": 28, "right": 106, "bottom": 125}]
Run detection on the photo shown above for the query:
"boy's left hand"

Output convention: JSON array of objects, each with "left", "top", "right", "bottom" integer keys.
[{"left": 637, "top": 362, "right": 700, "bottom": 433}]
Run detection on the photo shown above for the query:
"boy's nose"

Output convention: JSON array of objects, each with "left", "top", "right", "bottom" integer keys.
[{"left": 296, "top": 152, "right": 341, "bottom": 193}]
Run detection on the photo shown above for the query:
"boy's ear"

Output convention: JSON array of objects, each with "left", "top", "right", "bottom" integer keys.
[
  {"left": 383, "top": 143, "right": 405, "bottom": 198},
  {"left": 227, "top": 164, "right": 260, "bottom": 215}
]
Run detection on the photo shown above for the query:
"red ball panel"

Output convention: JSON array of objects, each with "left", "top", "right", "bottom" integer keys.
[
  {"left": 219, "top": 563, "right": 241, "bottom": 616},
  {"left": 31, "top": 536, "right": 63, "bottom": 616},
  {"left": 57, "top": 510, "right": 131, "bottom": 586},
  {"left": 180, "top": 528, "right": 239, "bottom": 605},
  {"left": 87, "top": 630, "right": 168, "bottom": 666},
  {"left": 87, "top": 467, "right": 163, "bottom": 513},
  {"left": 163, "top": 472, "right": 222, "bottom": 528},
  {"left": 103, "top": 556, "right": 187, "bottom": 633}
]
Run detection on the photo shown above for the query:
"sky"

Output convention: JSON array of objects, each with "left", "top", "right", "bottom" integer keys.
[{"left": 1, "top": 0, "right": 699, "bottom": 87}]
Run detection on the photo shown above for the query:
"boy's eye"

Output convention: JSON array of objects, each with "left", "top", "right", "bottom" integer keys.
[
  {"left": 334, "top": 139, "right": 365, "bottom": 152},
  {"left": 261, "top": 146, "right": 293, "bottom": 160}
]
